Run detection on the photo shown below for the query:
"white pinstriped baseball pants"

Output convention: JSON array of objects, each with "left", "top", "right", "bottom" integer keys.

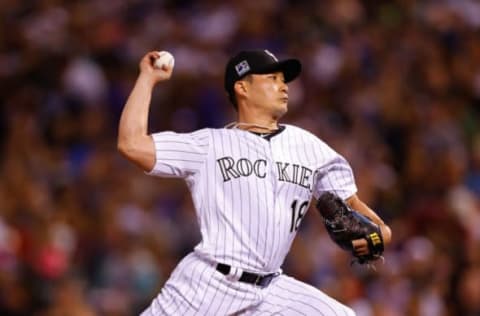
[{"left": 140, "top": 252, "right": 355, "bottom": 316}]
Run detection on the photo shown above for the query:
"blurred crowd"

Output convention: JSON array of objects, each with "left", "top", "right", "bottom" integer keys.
[{"left": 1, "top": 0, "right": 480, "bottom": 315}]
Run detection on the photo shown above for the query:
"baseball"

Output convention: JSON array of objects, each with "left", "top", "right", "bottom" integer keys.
[{"left": 154, "top": 51, "right": 175, "bottom": 69}]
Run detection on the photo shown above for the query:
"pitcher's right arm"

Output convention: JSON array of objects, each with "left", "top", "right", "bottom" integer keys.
[{"left": 117, "top": 51, "right": 173, "bottom": 171}]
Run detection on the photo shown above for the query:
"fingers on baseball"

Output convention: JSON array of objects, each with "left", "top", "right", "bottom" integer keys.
[
  {"left": 150, "top": 52, "right": 174, "bottom": 72},
  {"left": 142, "top": 53, "right": 172, "bottom": 79},
  {"left": 140, "top": 53, "right": 157, "bottom": 71},
  {"left": 148, "top": 52, "right": 161, "bottom": 67},
  {"left": 160, "top": 63, "right": 173, "bottom": 72},
  {"left": 148, "top": 53, "right": 157, "bottom": 65}
]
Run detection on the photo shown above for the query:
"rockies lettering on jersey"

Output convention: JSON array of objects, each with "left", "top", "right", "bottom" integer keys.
[
  {"left": 217, "top": 158, "right": 314, "bottom": 191},
  {"left": 276, "top": 162, "right": 313, "bottom": 190},
  {"left": 217, "top": 156, "right": 267, "bottom": 181}
]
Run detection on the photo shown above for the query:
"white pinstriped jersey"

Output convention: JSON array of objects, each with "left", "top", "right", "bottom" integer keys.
[{"left": 147, "top": 124, "right": 357, "bottom": 273}]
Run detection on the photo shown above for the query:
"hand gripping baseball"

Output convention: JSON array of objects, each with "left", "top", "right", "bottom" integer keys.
[
  {"left": 316, "top": 192, "right": 384, "bottom": 266},
  {"left": 139, "top": 51, "right": 174, "bottom": 85}
]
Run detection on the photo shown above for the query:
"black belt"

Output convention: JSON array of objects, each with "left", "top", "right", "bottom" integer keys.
[{"left": 216, "top": 263, "right": 278, "bottom": 288}]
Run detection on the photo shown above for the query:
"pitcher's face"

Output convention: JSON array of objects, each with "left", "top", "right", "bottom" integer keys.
[{"left": 245, "top": 72, "right": 289, "bottom": 118}]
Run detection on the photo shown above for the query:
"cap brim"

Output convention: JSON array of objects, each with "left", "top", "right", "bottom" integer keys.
[{"left": 255, "top": 59, "right": 302, "bottom": 83}]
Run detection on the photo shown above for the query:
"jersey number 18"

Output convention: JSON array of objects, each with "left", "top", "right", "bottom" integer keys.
[{"left": 290, "top": 199, "right": 308, "bottom": 232}]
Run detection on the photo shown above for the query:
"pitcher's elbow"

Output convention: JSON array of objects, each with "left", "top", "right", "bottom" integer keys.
[{"left": 117, "top": 139, "right": 133, "bottom": 158}]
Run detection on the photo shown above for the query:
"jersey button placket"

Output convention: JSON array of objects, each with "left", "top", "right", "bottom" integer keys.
[
  {"left": 260, "top": 138, "right": 277, "bottom": 270},
  {"left": 266, "top": 140, "right": 277, "bottom": 210}
]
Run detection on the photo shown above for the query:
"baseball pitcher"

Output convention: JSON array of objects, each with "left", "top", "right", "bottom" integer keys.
[{"left": 118, "top": 49, "right": 392, "bottom": 315}]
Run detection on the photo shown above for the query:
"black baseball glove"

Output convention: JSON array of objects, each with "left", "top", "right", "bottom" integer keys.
[{"left": 316, "top": 192, "right": 384, "bottom": 265}]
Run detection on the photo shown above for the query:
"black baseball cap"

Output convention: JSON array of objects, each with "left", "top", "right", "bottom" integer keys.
[{"left": 224, "top": 50, "right": 302, "bottom": 99}]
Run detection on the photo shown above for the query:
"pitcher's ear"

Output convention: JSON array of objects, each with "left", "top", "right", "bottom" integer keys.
[{"left": 234, "top": 80, "right": 248, "bottom": 97}]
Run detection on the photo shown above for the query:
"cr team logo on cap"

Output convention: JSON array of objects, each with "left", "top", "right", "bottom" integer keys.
[{"left": 235, "top": 60, "right": 250, "bottom": 76}]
